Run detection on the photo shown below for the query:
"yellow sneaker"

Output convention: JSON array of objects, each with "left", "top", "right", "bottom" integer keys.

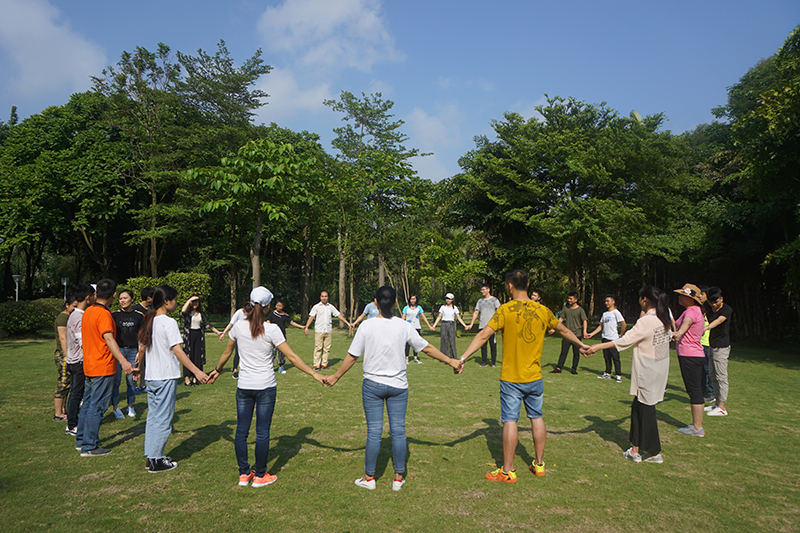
[{"left": 529, "top": 462, "right": 546, "bottom": 477}]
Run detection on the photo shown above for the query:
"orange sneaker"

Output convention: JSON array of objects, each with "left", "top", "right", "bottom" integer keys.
[
  {"left": 485, "top": 468, "right": 517, "bottom": 483},
  {"left": 238, "top": 470, "right": 255, "bottom": 486},
  {"left": 529, "top": 462, "right": 546, "bottom": 477},
  {"left": 252, "top": 472, "right": 277, "bottom": 487}
]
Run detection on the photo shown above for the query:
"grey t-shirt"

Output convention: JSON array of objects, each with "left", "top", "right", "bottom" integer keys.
[{"left": 475, "top": 296, "right": 501, "bottom": 329}]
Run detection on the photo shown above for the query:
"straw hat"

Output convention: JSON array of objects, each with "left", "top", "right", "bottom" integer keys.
[{"left": 673, "top": 284, "right": 703, "bottom": 305}]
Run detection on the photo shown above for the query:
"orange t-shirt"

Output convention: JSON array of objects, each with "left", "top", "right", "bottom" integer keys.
[{"left": 82, "top": 303, "right": 117, "bottom": 377}]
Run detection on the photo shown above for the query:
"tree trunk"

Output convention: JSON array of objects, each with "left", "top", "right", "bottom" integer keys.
[
  {"left": 149, "top": 190, "right": 158, "bottom": 278},
  {"left": 229, "top": 262, "right": 237, "bottom": 316},
  {"left": 337, "top": 226, "right": 347, "bottom": 319},
  {"left": 250, "top": 209, "right": 263, "bottom": 288},
  {"left": 349, "top": 258, "right": 356, "bottom": 322},
  {"left": 301, "top": 219, "right": 312, "bottom": 320}
]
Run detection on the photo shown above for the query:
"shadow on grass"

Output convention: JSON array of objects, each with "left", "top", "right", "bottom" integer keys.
[
  {"left": 270, "top": 426, "right": 362, "bottom": 473},
  {"left": 168, "top": 419, "right": 238, "bottom": 462},
  {"left": 439, "top": 418, "right": 533, "bottom": 469}
]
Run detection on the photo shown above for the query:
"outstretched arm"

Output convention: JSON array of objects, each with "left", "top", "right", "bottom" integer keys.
[
  {"left": 555, "top": 323, "right": 589, "bottom": 352},
  {"left": 458, "top": 325, "right": 496, "bottom": 369},
  {"left": 173, "top": 344, "right": 209, "bottom": 384},
  {"left": 420, "top": 312, "right": 433, "bottom": 329},
  {"left": 586, "top": 325, "right": 601, "bottom": 338},
  {"left": 207, "top": 338, "right": 236, "bottom": 383},
  {"left": 278, "top": 343, "right": 325, "bottom": 384},
  {"left": 324, "top": 354, "right": 359, "bottom": 386}
]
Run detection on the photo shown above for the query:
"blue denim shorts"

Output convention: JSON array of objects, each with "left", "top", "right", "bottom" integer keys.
[{"left": 500, "top": 379, "right": 544, "bottom": 422}]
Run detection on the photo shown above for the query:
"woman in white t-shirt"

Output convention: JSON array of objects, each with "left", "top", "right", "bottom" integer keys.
[
  {"left": 401, "top": 294, "right": 432, "bottom": 364},
  {"left": 325, "top": 286, "right": 462, "bottom": 491},
  {"left": 583, "top": 286, "right": 672, "bottom": 464},
  {"left": 207, "top": 287, "right": 324, "bottom": 488},
  {"left": 430, "top": 293, "right": 469, "bottom": 359},
  {"left": 137, "top": 285, "right": 209, "bottom": 473}
]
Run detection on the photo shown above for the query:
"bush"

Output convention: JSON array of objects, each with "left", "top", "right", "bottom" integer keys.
[
  {"left": 0, "top": 298, "right": 64, "bottom": 337},
  {"left": 120, "top": 272, "right": 212, "bottom": 319}
]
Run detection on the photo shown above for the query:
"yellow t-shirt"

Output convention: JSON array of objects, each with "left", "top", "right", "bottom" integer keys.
[{"left": 487, "top": 300, "right": 558, "bottom": 383}]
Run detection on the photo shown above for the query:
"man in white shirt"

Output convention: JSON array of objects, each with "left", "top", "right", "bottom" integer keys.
[
  {"left": 304, "top": 291, "right": 352, "bottom": 370},
  {"left": 65, "top": 283, "right": 95, "bottom": 436}
]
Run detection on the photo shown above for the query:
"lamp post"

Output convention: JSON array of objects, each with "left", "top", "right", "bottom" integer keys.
[
  {"left": 12, "top": 275, "right": 22, "bottom": 302},
  {"left": 61, "top": 278, "right": 69, "bottom": 301}
]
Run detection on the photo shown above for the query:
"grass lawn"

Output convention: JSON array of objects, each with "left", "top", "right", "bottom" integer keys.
[{"left": 1, "top": 326, "right": 798, "bottom": 532}]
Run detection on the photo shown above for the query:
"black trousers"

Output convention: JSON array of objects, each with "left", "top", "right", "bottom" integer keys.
[
  {"left": 481, "top": 333, "right": 497, "bottom": 364},
  {"left": 630, "top": 397, "right": 661, "bottom": 455},
  {"left": 66, "top": 362, "right": 85, "bottom": 430},
  {"left": 557, "top": 337, "right": 580, "bottom": 370},
  {"left": 602, "top": 338, "right": 621, "bottom": 375}
]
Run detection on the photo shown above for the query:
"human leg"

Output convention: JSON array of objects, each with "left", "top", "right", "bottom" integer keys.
[
  {"left": 321, "top": 332, "right": 331, "bottom": 367},
  {"left": 602, "top": 348, "right": 613, "bottom": 375},
  {"left": 570, "top": 343, "right": 580, "bottom": 372},
  {"left": 111, "top": 362, "right": 122, "bottom": 410},
  {"left": 362, "top": 379, "right": 385, "bottom": 477},
  {"left": 629, "top": 397, "right": 660, "bottom": 456},
  {"left": 252, "top": 387, "right": 277, "bottom": 477},
  {"left": 121, "top": 347, "right": 138, "bottom": 407},
  {"left": 235, "top": 388, "right": 256, "bottom": 475},
  {"left": 67, "top": 363, "right": 85, "bottom": 431},
  {"left": 498, "top": 381, "right": 524, "bottom": 473},
  {"left": 144, "top": 379, "right": 177, "bottom": 459},
  {"left": 530, "top": 418, "right": 546, "bottom": 466},
  {"left": 610, "top": 345, "right": 622, "bottom": 377},
  {"left": 80, "top": 375, "right": 114, "bottom": 451},
  {"left": 489, "top": 333, "right": 497, "bottom": 365},
  {"left": 678, "top": 356, "right": 705, "bottom": 432},
  {"left": 556, "top": 338, "right": 570, "bottom": 370},
  {"left": 385, "top": 385, "right": 409, "bottom": 476},
  {"left": 502, "top": 421, "right": 518, "bottom": 473},
  {"left": 712, "top": 347, "right": 730, "bottom": 411},
  {"left": 521, "top": 379, "right": 545, "bottom": 467},
  {"left": 54, "top": 350, "right": 70, "bottom": 418},
  {"left": 313, "top": 332, "right": 324, "bottom": 368},
  {"left": 441, "top": 322, "right": 456, "bottom": 358}
]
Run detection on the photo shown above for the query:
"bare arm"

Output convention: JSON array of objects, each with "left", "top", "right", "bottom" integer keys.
[
  {"left": 351, "top": 313, "right": 367, "bottom": 328},
  {"left": 582, "top": 320, "right": 588, "bottom": 338},
  {"left": 304, "top": 315, "right": 314, "bottom": 335},
  {"left": 431, "top": 314, "right": 441, "bottom": 330},
  {"left": 422, "top": 344, "right": 463, "bottom": 372},
  {"left": 586, "top": 325, "right": 601, "bottom": 338},
  {"left": 467, "top": 309, "right": 479, "bottom": 329},
  {"left": 706, "top": 315, "right": 727, "bottom": 331},
  {"left": 172, "top": 343, "right": 209, "bottom": 383},
  {"left": 456, "top": 312, "right": 469, "bottom": 329},
  {"left": 278, "top": 343, "right": 324, "bottom": 384},
  {"left": 181, "top": 297, "right": 197, "bottom": 314},
  {"left": 208, "top": 338, "right": 237, "bottom": 381},
  {"left": 338, "top": 315, "right": 352, "bottom": 328},
  {"left": 219, "top": 322, "right": 233, "bottom": 341},
  {"left": 57, "top": 326, "right": 68, "bottom": 354},
  {"left": 289, "top": 320, "right": 305, "bottom": 329},
  {"left": 419, "top": 312, "right": 432, "bottom": 329},
  {"left": 673, "top": 316, "right": 693, "bottom": 341},
  {"left": 620, "top": 321, "right": 627, "bottom": 335},
  {"left": 324, "top": 353, "right": 359, "bottom": 386},
  {"left": 458, "top": 325, "right": 497, "bottom": 366},
  {"left": 555, "top": 323, "right": 589, "bottom": 352}
]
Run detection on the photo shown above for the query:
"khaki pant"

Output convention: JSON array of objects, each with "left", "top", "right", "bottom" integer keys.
[
  {"left": 314, "top": 332, "right": 332, "bottom": 368},
  {"left": 709, "top": 346, "right": 730, "bottom": 403}
]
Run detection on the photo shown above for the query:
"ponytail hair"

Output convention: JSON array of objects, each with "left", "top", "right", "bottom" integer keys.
[
  {"left": 639, "top": 285, "right": 672, "bottom": 332},
  {"left": 244, "top": 301, "right": 266, "bottom": 338},
  {"left": 376, "top": 285, "right": 396, "bottom": 318},
  {"left": 138, "top": 285, "right": 178, "bottom": 347}
]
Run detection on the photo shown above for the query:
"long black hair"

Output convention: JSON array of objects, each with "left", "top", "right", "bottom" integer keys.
[
  {"left": 376, "top": 286, "right": 396, "bottom": 319},
  {"left": 639, "top": 286, "right": 672, "bottom": 332},
  {"left": 138, "top": 285, "right": 178, "bottom": 347},
  {"left": 244, "top": 301, "right": 266, "bottom": 338}
]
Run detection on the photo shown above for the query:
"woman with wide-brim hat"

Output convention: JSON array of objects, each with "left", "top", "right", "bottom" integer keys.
[{"left": 673, "top": 283, "right": 707, "bottom": 437}]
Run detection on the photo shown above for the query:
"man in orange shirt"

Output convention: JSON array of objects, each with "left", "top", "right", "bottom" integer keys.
[
  {"left": 458, "top": 270, "right": 588, "bottom": 482},
  {"left": 76, "top": 279, "right": 137, "bottom": 456}
]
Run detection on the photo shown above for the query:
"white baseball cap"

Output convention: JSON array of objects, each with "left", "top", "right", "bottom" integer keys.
[
  {"left": 250, "top": 286, "right": 274, "bottom": 307},
  {"left": 445, "top": 293, "right": 455, "bottom": 299}
]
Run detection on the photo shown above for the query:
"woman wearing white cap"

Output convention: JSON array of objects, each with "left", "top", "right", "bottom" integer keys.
[
  {"left": 208, "top": 286, "right": 325, "bottom": 487},
  {"left": 430, "top": 293, "right": 468, "bottom": 359}
]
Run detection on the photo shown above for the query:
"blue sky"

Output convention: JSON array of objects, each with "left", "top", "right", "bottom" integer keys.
[{"left": 1, "top": 0, "right": 797, "bottom": 181}]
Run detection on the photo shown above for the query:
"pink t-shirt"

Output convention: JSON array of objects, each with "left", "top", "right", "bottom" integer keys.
[{"left": 676, "top": 305, "right": 705, "bottom": 357}]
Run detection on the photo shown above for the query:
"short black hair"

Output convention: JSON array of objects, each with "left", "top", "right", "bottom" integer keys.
[
  {"left": 504, "top": 269, "right": 529, "bottom": 291},
  {"left": 96, "top": 279, "right": 117, "bottom": 300},
  {"left": 481, "top": 283, "right": 491, "bottom": 290},
  {"left": 141, "top": 286, "right": 155, "bottom": 301},
  {"left": 64, "top": 292, "right": 77, "bottom": 306},
  {"left": 707, "top": 287, "right": 723, "bottom": 302},
  {"left": 531, "top": 288, "right": 542, "bottom": 297},
  {"left": 567, "top": 291, "right": 579, "bottom": 298},
  {"left": 604, "top": 294, "right": 615, "bottom": 301},
  {"left": 74, "top": 283, "right": 95, "bottom": 303}
]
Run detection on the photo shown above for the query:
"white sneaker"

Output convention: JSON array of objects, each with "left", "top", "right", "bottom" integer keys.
[
  {"left": 127, "top": 406, "right": 136, "bottom": 417},
  {"left": 112, "top": 408, "right": 124, "bottom": 419},
  {"left": 597, "top": 373, "right": 611, "bottom": 380},
  {"left": 392, "top": 478, "right": 406, "bottom": 492},
  {"left": 354, "top": 477, "right": 376, "bottom": 490},
  {"left": 616, "top": 375, "right": 622, "bottom": 383},
  {"left": 623, "top": 447, "right": 642, "bottom": 463},
  {"left": 704, "top": 404, "right": 717, "bottom": 412},
  {"left": 707, "top": 406, "right": 728, "bottom": 416},
  {"left": 643, "top": 453, "right": 664, "bottom": 464}
]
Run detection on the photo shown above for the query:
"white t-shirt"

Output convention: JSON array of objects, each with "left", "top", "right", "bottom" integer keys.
[
  {"left": 402, "top": 305, "right": 424, "bottom": 329},
  {"left": 347, "top": 317, "right": 429, "bottom": 389},
  {"left": 601, "top": 309, "right": 625, "bottom": 340},
  {"left": 309, "top": 302, "right": 341, "bottom": 333},
  {"left": 230, "top": 320, "right": 284, "bottom": 390},
  {"left": 228, "top": 309, "right": 246, "bottom": 327},
  {"left": 145, "top": 315, "right": 184, "bottom": 381},
  {"left": 65, "top": 308, "right": 84, "bottom": 364},
  {"left": 438, "top": 305, "right": 459, "bottom": 322}
]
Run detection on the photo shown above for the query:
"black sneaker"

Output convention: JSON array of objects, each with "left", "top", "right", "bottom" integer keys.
[
  {"left": 80, "top": 447, "right": 112, "bottom": 457},
  {"left": 549, "top": 368, "right": 562, "bottom": 374},
  {"left": 147, "top": 457, "right": 178, "bottom": 473},
  {"left": 570, "top": 369, "right": 578, "bottom": 375}
]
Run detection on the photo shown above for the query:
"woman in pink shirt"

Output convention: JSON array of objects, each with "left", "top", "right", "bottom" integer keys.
[{"left": 673, "top": 284, "right": 707, "bottom": 437}]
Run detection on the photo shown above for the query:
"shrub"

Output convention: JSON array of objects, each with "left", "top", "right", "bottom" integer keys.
[
  {"left": 0, "top": 298, "right": 64, "bottom": 337},
  {"left": 120, "top": 272, "right": 212, "bottom": 319}
]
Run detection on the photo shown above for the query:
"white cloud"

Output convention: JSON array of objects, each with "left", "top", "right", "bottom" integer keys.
[
  {"left": 258, "top": 0, "right": 403, "bottom": 71},
  {"left": 255, "top": 67, "right": 333, "bottom": 123},
  {"left": 405, "top": 104, "right": 464, "bottom": 150},
  {"left": 0, "top": 0, "right": 106, "bottom": 98},
  {"left": 514, "top": 95, "right": 548, "bottom": 121},
  {"left": 409, "top": 153, "right": 452, "bottom": 182}
]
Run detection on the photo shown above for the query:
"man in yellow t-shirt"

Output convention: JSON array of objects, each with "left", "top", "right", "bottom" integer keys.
[{"left": 458, "top": 270, "right": 588, "bottom": 482}]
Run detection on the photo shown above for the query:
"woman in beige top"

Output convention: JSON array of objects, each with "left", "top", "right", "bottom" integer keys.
[{"left": 583, "top": 286, "right": 672, "bottom": 464}]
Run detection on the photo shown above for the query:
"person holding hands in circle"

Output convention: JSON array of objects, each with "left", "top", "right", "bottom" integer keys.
[{"left": 324, "top": 286, "right": 462, "bottom": 491}]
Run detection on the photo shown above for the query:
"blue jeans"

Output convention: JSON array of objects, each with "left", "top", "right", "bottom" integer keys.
[
  {"left": 112, "top": 348, "right": 138, "bottom": 407},
  {"left": 77, "top": 374, "right": 114, "bottom": 451},
  {"left": 500, "top": 379, "right": 544, "bottom": 423},
  {"left": 362, "top": 379, "right": 408, "bottom": 477},
  {"left": 144, "top": 379, "right": 177, "bottom": 459},
  {"left": 235, "top": 387, "right": 277, "bottom": 476}
]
